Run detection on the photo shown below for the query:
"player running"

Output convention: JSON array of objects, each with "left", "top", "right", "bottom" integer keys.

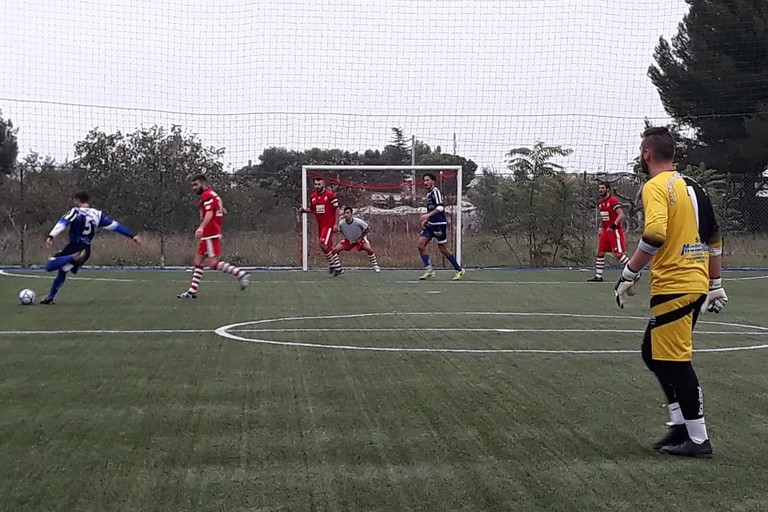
[
  {"left": 299, "top": 177, "right": 343, "bottom": 276},
  {"left": 615, "top": 127, "right": 726, "bottom": 458},
  {"left": 417, "top": 173, "right": 464, "bottom": 280},
  {"left": 178, "top": 174, "right": 250, "bottom": 299},
  {"left": 41, "top": 191, "right": 141, "bottom": 304},
  {"left": 331, "top": 207, "right": 381, "bottom": 272},
  {"left": 587, "top": 181, "right": 630, "bottom": 282}
]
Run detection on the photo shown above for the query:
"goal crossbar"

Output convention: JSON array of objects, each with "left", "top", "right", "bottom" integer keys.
[{"left": 301, "top": 165, "right": 463, "bottom": 271}]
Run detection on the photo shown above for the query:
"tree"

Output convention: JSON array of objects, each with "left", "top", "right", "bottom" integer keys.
[
  {"left": 649, "top": 0, "right": 768, "bottom": 175},
  {"left": 381, "top": 127, "right": 411, "bottom": 165},
  {"left": 505, "top": 141, "right": 573, "bottom": 180},
  {"left": 469, "top": 171, "right": 593, "bottom": 266},
  {"left": 0, "top": 112, "right": 19, "bottom": 175},
  {"left": 0, "top": 153, "right": 73, "bottom": 264},
  {"left": 416, "top": 151, "right": 477, "bottom": 193},
  {"left": 72, "top": 125, "right": 225, "bottom": 261},
  {"left": 680, "top": 162, "right": 747, "bottom": 233}
]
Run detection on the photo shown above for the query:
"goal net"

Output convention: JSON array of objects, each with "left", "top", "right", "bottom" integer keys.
[{"left": 301, "top": 166, "right": 462, "bottom": 271}]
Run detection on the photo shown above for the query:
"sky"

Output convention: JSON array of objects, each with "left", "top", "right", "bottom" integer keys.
[{"left": 1, "top": 0, "right": 689, "bottom": 173}]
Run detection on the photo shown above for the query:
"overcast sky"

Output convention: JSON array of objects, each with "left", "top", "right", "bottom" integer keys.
[{"left": 1, "top": 0, "right": 688, "bottom": 173}]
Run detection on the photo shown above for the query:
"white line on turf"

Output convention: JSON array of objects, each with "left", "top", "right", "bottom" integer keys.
[
  {"left": 4, "top": 269, "right": 766, "bottom": 284},
  {"left": 4, "top": 311, "right": 768, "bottom": 354},
  {"left": 731, "top": 274, "right": 768, "bottom": 281},
  {"left": 395, "top": 280, "right": 586, "bottom": 285},
  {"left": 0, "top": 329, "right": 210, "bottom": 335},
  {"left": 214, "top": 312, "right": 768, "bottom": 354},
  {"left": 0, "top": 269, "right": 137, "bottom": 282},
  {"left": 231, "top": 328, "right": 768, "bottom": 335}
]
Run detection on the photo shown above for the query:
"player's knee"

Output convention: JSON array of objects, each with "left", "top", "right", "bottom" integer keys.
[{"left": 669, "top": 361, "right": 700, "bottom": 389}]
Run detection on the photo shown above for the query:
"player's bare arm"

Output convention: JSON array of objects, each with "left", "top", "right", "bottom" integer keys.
[
  {"left": 195, "top": 210, "right": 214, "bottom": 239},
  {"left": 608, "top": 206, "right": 625, "bottom": 230},
  {"left": 420, "top": 208, "right": 442, "bottom": 225}
]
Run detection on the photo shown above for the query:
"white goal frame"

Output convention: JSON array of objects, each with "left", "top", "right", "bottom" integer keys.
[{"left": 301, "top": 165, "right": 463, "bottom": 271}]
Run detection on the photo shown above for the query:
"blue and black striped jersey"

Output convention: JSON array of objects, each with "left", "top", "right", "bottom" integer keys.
[{"left": 425, "top": 187, "right": 447, "bottom": 226}]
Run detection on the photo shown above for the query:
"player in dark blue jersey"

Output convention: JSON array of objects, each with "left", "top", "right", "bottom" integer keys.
[
  {"left": 41, "top": 191, "right": 141, "bottom": 304},
  {"left": 417, "top": 173, "right": 464, "bottom": 280}
]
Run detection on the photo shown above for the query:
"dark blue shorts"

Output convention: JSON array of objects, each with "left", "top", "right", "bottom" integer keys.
[
  {"left": 419, "top": 225, "right": 449, "bottom": 245},
  {"left": 55, "top": 243, "right": 91, "bottom": 274}
]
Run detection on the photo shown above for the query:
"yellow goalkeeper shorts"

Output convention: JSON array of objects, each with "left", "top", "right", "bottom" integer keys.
[{"left": 648, "top": 293, "right": 707, "bottom": 362}]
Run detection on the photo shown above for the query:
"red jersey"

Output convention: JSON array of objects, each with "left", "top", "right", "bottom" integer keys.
[
  {"left": 598, "top": 194, "right": 623, "bottom": 230},
  {"left": 199, "top": 188, "right": 224, "bottom": 238},
  {"left": 309, "top": 188, "right": 339, "bottom": 229}
]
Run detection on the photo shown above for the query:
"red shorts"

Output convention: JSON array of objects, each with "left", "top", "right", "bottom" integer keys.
[
  {"left": 598, "top": 229, "right": 626, "bottom": 255},
  {"left": 197, "top": 237, "right": 222, "bottom": 258},
  {"left": 318, "top": 226, "right": 335, "bottom": 248},
  {"left": 339, "top": 237, "right": 369, "bottom": 252}
]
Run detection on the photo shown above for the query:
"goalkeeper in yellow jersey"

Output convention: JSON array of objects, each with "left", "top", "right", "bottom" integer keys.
[{"left": 614, "top": 127, "right": 727, "bottom": 458}]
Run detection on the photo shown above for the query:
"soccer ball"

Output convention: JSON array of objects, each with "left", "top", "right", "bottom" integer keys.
[{"left": 18, "top": 288, "right": 36, "bottom": 305}]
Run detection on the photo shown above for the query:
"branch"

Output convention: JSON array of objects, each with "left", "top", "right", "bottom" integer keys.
[
  {"left": 2, "top": 205, "right": 20, "bottom": 234},
  {"left": 498, "top": 234, "right": 523, "bottom": 265}
]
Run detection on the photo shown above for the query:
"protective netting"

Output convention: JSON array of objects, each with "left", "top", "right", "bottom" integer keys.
[{"left": 2, "top": 0, "right": 767, "bottom": 268}]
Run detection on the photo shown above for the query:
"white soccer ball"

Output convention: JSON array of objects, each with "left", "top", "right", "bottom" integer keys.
[{"left": 19, "top": 288, "right": 36, "bottom": 305}]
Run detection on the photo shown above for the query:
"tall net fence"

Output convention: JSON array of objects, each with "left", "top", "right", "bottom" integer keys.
[{"left": 1, "top": 0, "right": 767, "bottom": 268}]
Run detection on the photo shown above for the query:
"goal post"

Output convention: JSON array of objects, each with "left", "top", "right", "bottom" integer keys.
[{"left": 301, "top": 165, "right": 463, "bottom": 271}]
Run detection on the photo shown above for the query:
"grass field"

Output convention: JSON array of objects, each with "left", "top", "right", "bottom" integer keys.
[{"left": 1, "top": 268, "right": 768, "bottom": 511}]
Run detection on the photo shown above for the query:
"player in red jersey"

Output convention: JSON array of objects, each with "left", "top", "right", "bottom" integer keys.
[
  {"left": 178, "top": 174, "right": 250, "bottom": 298},
  {"left": 299, "top": 177, "right": 343, "bottom": 276},
  {"left": 587, "top": 181, "right": 630, "bottom": 282}
]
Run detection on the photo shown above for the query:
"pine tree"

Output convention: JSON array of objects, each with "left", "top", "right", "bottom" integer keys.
[{"left": 649, "top": 0, "right": 768, "bottom": 174}]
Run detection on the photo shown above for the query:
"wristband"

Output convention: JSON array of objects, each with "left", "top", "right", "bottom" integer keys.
[{"left": 622, "top": 265, "right": 639, "bottom": 280}]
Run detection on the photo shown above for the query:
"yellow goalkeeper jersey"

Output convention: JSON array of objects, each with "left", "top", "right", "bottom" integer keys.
[{"left": 640, "top": 170, "right": 722, "bottom": 296}]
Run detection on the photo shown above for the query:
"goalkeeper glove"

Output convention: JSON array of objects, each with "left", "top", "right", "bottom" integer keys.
[
  {"left": 701, "top": 277, "right": 728, "bottom": 314},
  {"left": 614, "top": 265, "right": 642, "bottom": 309}
]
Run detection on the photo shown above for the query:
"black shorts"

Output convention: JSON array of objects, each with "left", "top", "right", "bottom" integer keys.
[
  {"left": 55, "top": 243, "right": 91, "bottom": 274},
  {"left": 420, "top": 225, "right": 449, "bottom": 245}
]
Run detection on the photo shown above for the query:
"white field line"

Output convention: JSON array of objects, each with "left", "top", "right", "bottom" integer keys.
[
  {"left": 4, "top": 269, "right": 766, "bottom": 284},
  {"left": 214, "top": 312, "right": 768, "bottom": 354},
  {"left": 0, "top": 329, "right": 210, "bottom": 335},
  {"left": 4, "top": 311, "right": 768, "bottom": 354},
  {"left": 0, "top": 269, "right": 137, "bottom": 282},
  {"left": 231, "top": 328, "right": 768, "bottom": 336}
]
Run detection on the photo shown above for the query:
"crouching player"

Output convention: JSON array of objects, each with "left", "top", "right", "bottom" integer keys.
[{"left": 331, "top": 207, "right": 380, "bottom": 272}]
